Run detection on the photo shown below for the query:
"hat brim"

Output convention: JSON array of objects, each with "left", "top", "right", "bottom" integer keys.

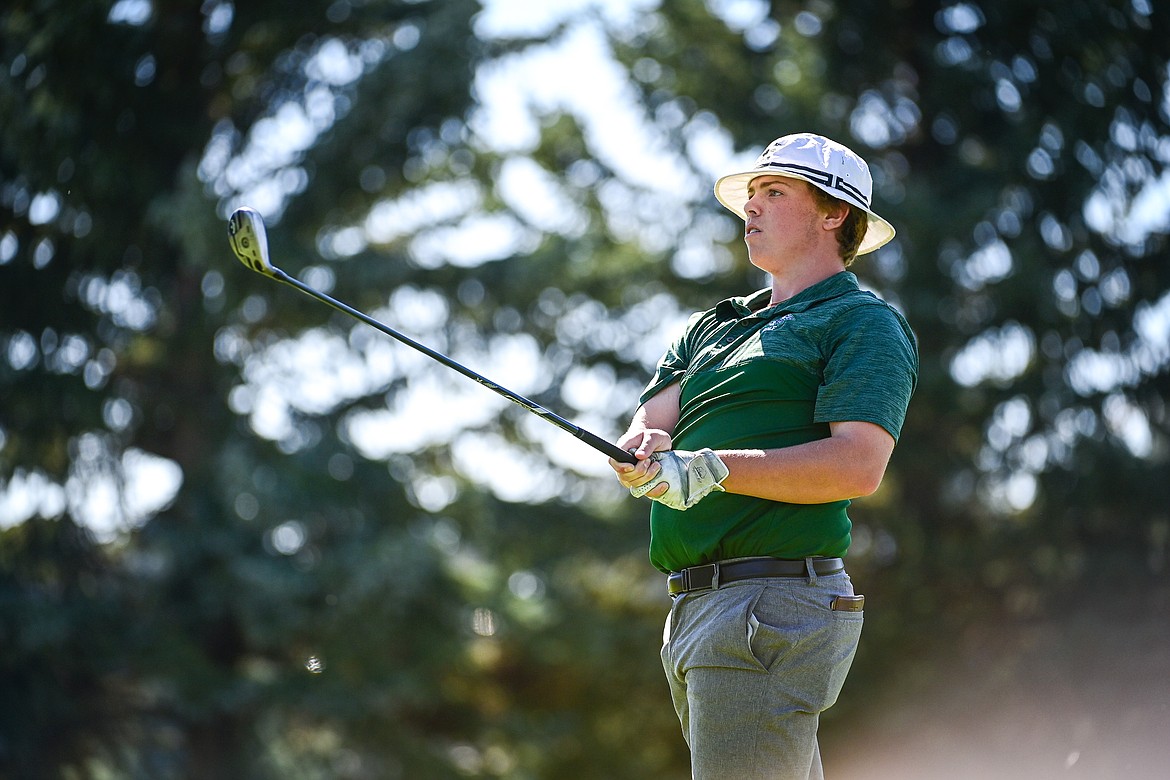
[{"left": 714, "top": 170, "right": 896, "bottom": 256}]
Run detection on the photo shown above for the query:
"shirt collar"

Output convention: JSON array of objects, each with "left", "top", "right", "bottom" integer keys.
[{"left": 714, "top": 271, "right": 859, "bottom": 321}]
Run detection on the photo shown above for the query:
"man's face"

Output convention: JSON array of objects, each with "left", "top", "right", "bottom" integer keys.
[{"left": 742, "top": 175, "right": 825, "bottom": 271}]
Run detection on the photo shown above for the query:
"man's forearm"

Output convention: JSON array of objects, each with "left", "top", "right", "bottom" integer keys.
[
  {"left": 717, "top": 420, "right": 895, "bottom": 504},
  {"left": 627, "top": 382, "right": 681, "bottom": 437},
  {"left": 619, "top": 383, "right": 681, "bottom": 454}
]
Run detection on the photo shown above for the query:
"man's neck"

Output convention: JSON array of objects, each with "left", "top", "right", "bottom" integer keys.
[{"left": 768, "top": 260, "right": 846, "bottom": 306}]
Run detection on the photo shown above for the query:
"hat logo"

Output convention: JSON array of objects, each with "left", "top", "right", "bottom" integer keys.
[{"left": 756, "top": 160, "right": 870, "bottom": 208}]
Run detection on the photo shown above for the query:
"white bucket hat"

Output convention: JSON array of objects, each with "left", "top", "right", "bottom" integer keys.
[{"left": 714, "top": 133, "right": 896, "bottom": 255}]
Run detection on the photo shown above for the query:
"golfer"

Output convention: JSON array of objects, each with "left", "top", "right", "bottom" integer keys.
[{"left": 611, "top": 133, "right": 917, "bottom": 779}]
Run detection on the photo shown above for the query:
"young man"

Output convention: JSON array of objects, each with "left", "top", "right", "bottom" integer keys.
[{"left": 610, "top": 133, "right": 917, "bottom": 779}]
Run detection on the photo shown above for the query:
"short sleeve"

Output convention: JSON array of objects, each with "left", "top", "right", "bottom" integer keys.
[{"left": 813, "top": 302, "right": 918, "bottom": 441}]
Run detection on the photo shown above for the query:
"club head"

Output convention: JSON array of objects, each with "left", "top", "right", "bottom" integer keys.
[{"left": 227, "top": 206, "right": 275, "bottom": 276}]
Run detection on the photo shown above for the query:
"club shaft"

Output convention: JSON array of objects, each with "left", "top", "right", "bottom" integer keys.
[{"left": 270, "top": 268, "right": 636, "bottom": 464}]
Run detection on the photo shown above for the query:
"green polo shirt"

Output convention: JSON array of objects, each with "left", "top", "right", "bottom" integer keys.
[{"left": 640, "top": 271, "right": 918, "bottom": 573}]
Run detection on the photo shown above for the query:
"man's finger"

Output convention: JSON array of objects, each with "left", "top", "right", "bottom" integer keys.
[{"left": 647, "top": 482, "right": 670, "bottom": 498}]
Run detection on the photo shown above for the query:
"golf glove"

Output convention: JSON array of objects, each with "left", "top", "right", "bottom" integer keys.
[{"left": 629, "top": 449, "right": 729, "bottom": 511}]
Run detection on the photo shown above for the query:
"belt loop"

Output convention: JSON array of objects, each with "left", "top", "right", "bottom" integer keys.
[
  {"left": 804, "top": 557, "right": 817, "bottom": 584},
  {"left": 710, "top": 562, "right": 721, "bottom": 590}
]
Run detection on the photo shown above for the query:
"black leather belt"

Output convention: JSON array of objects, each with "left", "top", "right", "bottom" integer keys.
[{"left": 667, "top": 557, "right": 844, "bottom": 596}]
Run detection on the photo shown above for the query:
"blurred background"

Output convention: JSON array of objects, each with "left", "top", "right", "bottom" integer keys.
[{"left": 2, "top": 0, "right": 1168, "bottom": 777}]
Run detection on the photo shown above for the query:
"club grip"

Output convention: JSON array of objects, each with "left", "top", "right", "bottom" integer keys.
[{"left": 577, "top": 428, "right": 636, "bottom": 464}]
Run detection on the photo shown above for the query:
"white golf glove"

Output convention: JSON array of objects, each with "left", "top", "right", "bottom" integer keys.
[{"left": 629, "top": 449, "right": 729, "bottom": 511}]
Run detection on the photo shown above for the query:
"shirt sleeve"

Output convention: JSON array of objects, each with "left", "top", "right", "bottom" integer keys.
[{"left": 813, "top": 301, "right": 919, "bottom": 441}]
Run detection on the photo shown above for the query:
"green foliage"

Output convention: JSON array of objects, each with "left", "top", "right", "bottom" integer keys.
[{"left": 2, "top": 0, "right": 1170, "bottom": 777}]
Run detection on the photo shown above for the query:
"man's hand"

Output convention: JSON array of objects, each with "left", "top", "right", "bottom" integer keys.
[
  {"left": 609, "top": 384, "right": 683, "bottom": 501},
  {"left": 629, "top": 449, "right": 729, "bottom": 510}
]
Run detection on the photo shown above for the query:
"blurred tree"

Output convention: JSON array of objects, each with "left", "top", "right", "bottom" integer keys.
[
  {"left": 2, "top": 0, "right": 683, "bottom": 777},
  {"left": 3, "top": 0, "right": 1169, "bottom": 778}
]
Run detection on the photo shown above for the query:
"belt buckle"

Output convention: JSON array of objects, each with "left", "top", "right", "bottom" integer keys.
[{"left": 686, "top": 562, "right": 720, "bottom": 592}]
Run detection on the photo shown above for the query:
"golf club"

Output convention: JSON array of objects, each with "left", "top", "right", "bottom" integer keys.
[{"left": 227, "top": 206, "right": 637, "bottom": 465}]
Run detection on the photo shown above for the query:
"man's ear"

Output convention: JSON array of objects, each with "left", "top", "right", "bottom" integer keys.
[{"left": 821, "top": 202, "right": 849, "bottom": 230}]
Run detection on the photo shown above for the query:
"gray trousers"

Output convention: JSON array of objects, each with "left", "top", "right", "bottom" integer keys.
[{"left": 661, "top": 572, "right": 863, "bottom": 779}]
